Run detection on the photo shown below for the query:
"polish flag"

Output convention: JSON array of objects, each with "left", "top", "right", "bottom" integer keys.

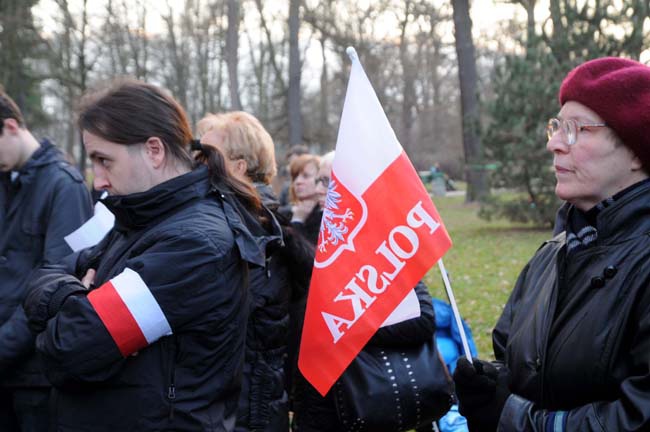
[
  {"left": 298, "top": 48, "right": 452, "bottom": 396},
  {"left": 88, "top": 268, "right": 172, "bottom": 357}
]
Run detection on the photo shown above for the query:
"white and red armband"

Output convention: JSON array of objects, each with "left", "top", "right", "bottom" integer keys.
[{"left": 88, "top": 268, "right": 172, "bottom": 357}]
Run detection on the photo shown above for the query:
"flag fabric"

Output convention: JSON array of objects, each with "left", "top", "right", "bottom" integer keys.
[
  {"left": 87, "top": 268, "right": 172, "bottom": 357},
  {"left": 298, "top": 48, "right": 453, "bottom": 396}
]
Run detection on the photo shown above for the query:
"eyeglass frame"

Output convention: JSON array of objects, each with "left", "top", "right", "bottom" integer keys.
[
  {"left": 546, "top": 117, "right": 608, "bottom": 146},
  {"left": 315, "top": 176, "right": 330, "bottom": 187}
]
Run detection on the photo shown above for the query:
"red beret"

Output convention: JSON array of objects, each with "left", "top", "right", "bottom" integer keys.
[{"left": 559, "top": 57, "right": 650, "bottom": 169}]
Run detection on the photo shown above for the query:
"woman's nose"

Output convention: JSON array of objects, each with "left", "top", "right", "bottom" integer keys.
[{"left": 546, "top": 133, "right": 569, "bottom": 154}]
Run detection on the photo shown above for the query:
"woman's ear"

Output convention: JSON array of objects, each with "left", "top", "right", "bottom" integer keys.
[
  {"left": 234, "top": 158, "right": 248, "bottom": 177},
  {"left": 144, "top": 137, "right": 166, "bottom": 169}
]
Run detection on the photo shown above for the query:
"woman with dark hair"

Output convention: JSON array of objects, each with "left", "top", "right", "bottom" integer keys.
[
  {"left": 22, "top": 79, "right": 261, "bottom": 431},
  {"left": 198, "top": 111, "right": 314, "bottom": 432}
]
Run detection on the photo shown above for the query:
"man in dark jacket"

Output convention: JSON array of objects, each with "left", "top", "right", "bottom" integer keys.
[
  {"left": 23, "top": 80, "right": 260, "bottom": 431},
  {"left": 0, "top": 90, "right": 92, "bottom": 431}
]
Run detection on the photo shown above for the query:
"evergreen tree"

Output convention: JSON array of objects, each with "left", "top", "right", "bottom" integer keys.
[
  {"left": 481, "top": 1, "right": 650, "bottom": 227},
  {"left": 0, "top": 0, "right": 47, "bottom": 128}
]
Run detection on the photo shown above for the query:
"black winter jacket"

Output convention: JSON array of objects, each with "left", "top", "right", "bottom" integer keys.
[
  {"left": 235, "top": 184, "right": 313, "bottom": 432},
  {"left": 0, "top": 140, "right": 92, "bottom": 386},
  {"left": 493, "top": 180, "right": 650, "bottom": 431},
  {"left": 24, "top": 167, "right": 260, "bottom": 432}
]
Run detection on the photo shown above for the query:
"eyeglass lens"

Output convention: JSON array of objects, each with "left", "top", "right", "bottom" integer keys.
[{"left": 547, "top": 118, "right": 576, "bottom": 145}]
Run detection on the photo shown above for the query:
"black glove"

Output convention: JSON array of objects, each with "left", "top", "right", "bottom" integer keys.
[
  {"left": 453, "top": 357, "right": 511, "bottom": 432},
  {"left": 23, "top": 267, "right": 87, "bottom": 334}
]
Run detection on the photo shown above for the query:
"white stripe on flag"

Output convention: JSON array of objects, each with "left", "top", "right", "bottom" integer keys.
[
  {"left": 111, "top": 268, "right": 172, "bottom": 343},
  {"left": 332, "top": 51, "right": 402, "bottom": 196}
]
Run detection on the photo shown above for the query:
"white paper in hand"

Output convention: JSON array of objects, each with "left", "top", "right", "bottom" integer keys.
[{"left": 64, "top": 201, "right": 115, "bottom": 252}]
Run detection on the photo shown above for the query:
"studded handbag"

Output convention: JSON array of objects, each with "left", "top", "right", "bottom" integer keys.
[{"left": 333, "top": 337, "right": 455, "bottom": 432}]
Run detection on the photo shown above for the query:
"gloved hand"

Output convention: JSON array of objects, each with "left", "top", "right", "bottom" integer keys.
[
  {"left": 23, "top": 267, "right": 87, "bottom": 334},
  {"left": 453, "top": 357, "right": 511, "bottom": 432}
]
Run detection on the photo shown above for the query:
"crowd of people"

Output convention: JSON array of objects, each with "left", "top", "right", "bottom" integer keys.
[{"left": 1, "top": 55, "right": 650, "bottom": 432}]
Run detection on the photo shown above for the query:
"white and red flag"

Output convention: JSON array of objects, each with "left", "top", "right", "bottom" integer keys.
[{"left": 298, "top": 47, "right": 452, "bottom": 396}]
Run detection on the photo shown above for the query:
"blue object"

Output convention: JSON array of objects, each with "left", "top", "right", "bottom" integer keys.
[
  {"left": 433, "top": 298, "right": 478, "bottom": 374},
  {"left": 433, "top": 298, "right": 478, "bottom": 432},
  {"left": 439, "top": 404, "right": 468, "bottom": 432}
]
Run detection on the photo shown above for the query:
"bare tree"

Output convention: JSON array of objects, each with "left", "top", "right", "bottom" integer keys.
[
  {"left": 288, "top": 0, "right": 303, "bottom": 146},
  {"left": 452, "top": 0, "right": 487, "bottom": 202},
  {"left": 397, "top": 0, "right": 416, "bottom": 155},
  {"left": 226, "top": 0, "right": 242, "bottom": 109},
  {"left": 46, "top": 0, "right": 99, "bottom": 171}
]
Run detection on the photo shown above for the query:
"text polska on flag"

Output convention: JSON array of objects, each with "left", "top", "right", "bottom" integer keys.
[{"left": 298, "top": 47, "right": 453, "bottom": 396}]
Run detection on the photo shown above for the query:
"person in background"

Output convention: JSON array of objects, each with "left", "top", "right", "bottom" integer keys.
[
  {"left": 313, "top": 151, "right": 333, "bottom": 212},
  {"left": 198, "top": 111, "right": 314, "bottom": 432},
  {"left": 453, "top": 57, "right": 650, "bottom": 431},
  {"left": 22, "top": 79, "right": 260, "bottom": 431},
  {"left": 278, "top": 154, "right": 322, "bottom": 244},
  {"left": 0, "top": 89, "right": 92, "bottom": 431},
  {"left": 279, "top": 145, "right": 309, "bottom": 208}
]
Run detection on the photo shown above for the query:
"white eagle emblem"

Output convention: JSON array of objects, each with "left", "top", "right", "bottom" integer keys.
[{"left": 318, "top": 179, "right": 354, "bottom": 253}]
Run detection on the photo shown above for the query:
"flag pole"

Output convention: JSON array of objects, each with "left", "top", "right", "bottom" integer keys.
[{"left": 437, "top": 259, "right": 473, "bottom": 363}]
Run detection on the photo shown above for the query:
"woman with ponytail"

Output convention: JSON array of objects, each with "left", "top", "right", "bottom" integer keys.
[{"left": 23, "top": 79, "right": 261, "bottom": 431}]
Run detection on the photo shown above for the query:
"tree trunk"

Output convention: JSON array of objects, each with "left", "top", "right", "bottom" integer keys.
[
  {"left": 399, "top": 0, "right": 415, "bottom": 156},
  {"left": 318, "top": 35, "right": 330, "bottom": 153},
  {"left": 226, "top": 0, "right": 242, "bottom": 110},
  {"left": 524, "top": 0, "right": 536, "bottom": 49},
  {"left": 452, "top": 0, "right": 487, "bottom": 202},
  {"left": 288, "top": 0, "right": 303, "bottom": 146}
]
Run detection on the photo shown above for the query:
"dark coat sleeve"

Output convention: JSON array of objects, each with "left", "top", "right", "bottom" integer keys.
[
  {"left": 28, "top": 228, "right": 243, "bottom": 387},
  {"left": 367, "top": 281, "right": 435, "bottom": 348},
  {"left": 494, "top": 264, "right": 650, "bottom": 431},
  {"left": 492, "top": 263, "right": 531, "bottom": 367},
  {"left": 279, "top": 224, "right": 314, "bottom": 301},
  {"left": 0, "top": 172, "right": 91, "bottom": 374},
  {"left": 0, "top": 308, "right": 37, "bottom": 372},
  {"left": 42, "top": 174, "right": 93, "bottom": 264}
]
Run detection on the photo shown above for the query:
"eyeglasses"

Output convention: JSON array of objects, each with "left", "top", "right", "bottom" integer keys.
[
  {"left": 315, "top": 176, "right": 330, "bottom": 187},
  {"left": 546, "top": 117, "right": 607, "bottom": 146}
]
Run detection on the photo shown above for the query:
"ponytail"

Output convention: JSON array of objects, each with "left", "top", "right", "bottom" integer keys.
[{"left": 191, "top": 140, "right": 262, "bottom": 213}]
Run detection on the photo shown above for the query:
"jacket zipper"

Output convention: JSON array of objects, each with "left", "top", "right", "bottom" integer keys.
[{"left": 167, "top": 336, "right": 177, "bottom": 420}]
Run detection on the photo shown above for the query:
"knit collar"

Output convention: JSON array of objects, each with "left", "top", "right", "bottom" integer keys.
[{"left": 565, "top": 177, "right": 650, "bottom": 254}]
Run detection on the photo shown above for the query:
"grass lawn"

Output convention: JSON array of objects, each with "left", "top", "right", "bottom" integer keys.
[{"left": 422, "top": 194, "right": 552, "bottom": 359}]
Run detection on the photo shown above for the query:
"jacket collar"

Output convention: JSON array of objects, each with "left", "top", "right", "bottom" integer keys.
[
  {"left": 593, "top": 178, "right": 650, "bottom": 244},
  {"left": 211, "top": 184, "right": 282, "bottom": 268},
  {"left": 14, "top": 139, "right": 61, "bottom": 186},
  {"left": 254, "top": 182, "right": 280, "bottom": 211},
  {"left": 102, "top": 165, "right": 210, "bottom": 232}
]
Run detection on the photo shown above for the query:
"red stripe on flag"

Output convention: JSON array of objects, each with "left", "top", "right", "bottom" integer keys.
[
  {"left": 299, "top": 152, "right": 452, "bottom": 395},
  {"left": 88, "top": 281, "right": 148, "bottom": 357}
]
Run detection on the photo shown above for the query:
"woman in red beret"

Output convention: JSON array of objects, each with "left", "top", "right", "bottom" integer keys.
[{"left": 453, "top": 57, "right": 650, "bottom": 431}]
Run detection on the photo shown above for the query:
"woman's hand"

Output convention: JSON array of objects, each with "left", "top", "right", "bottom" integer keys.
[{"left": 291, "top": 199, "right": 317, "bottom": 223}]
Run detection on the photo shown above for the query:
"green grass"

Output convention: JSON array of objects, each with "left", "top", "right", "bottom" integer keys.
[{"left": 423, "top": 195, "right": 551, "bottom": 359}]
